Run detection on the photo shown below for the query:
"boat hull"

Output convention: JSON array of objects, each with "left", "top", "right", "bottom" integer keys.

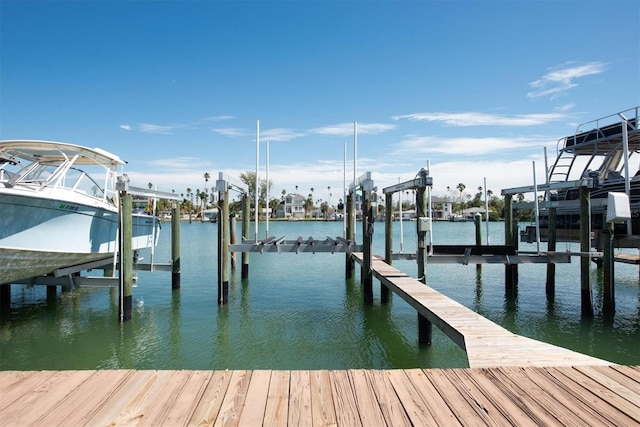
[{"left": 0, "top": 193, "right": 159, "bottom": 284}]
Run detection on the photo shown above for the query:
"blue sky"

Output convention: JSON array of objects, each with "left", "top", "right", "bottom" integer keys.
[{"left": 1, "top": 0, "right": 639, "bottom": 205}]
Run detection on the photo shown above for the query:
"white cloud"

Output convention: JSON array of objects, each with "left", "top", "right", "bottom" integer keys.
[
  {"left": 119, "top": 124, "right": 131, "bottom": 131},
  {"left": 428, "top": 157, "right": 547, "bottom": 197},
  {"left": 527, "top": 61, "right": 607, "bottom": 99},
  {"left": 213, "top": 128, "right": 248, "bottom": 137},
  {"left": 146, "top": 157, "right": 211, "bottom": 170},
  {"left": 392, "top": 135, "right": 553, "bottom": 156},
  {"left": 392, "top": 112, "right": 565, "bottom": 126},
  {"left": 204, "top": 115, "right": 235, "bottom": 122},
  {"left": 138, "top": 123, "right": 178, "bottom": 134},
  {"left": 261, "top": 128, "right": 305, "bottom": 142},
  {"left": 310, "top": 122, "right": 395, "bottom": 136}
]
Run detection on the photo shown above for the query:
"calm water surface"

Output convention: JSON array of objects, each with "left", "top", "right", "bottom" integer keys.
[{"left": 1, "top": 220, "right": 638, "bottom": 370}]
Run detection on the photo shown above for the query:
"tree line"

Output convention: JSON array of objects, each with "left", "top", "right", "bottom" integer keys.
[{"left": 144, "top": 174, "right": 535, "bottom": 221}]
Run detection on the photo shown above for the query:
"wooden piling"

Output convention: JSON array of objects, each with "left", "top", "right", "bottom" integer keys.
[
  {"left": 171, "top": 203, "right": 181, "bottom": 289},
  {"left": 545, "top": 207, "right": 557, "bottom": 301},
  {"left": 345, "top": 193, "right": 355, "bottom": 280},
  {"left": 416, "top": 184, "right": 432, "bottom": 345},
  {"left": 382, "top": 193, "right": 392, "bottom": 304},
  {"left": 362, "top": 190, "right": 373, "bottom": 304},
  {"left": 474, "top": 213, "right": 482, "bottom": 271},
  {"left": 119, "top": 192, "right": 133, "bottom": 321},
  {"left": 47, "top": 285, "right": 57, "bottom": 301},
  {"left": 230, "top": 214, "right": 237, "bottom": 270},
  {"left": 218, "top": 190, "right": 230, "bottom": 304},
  {"left": 603, "top": 223, "right": 615, "bottom": 315},
  {"left": 0, "top": 284, "right": 10, "bottom": 314},
  {"left": 580, "top": 186, "right": 594, "bottom": 317},
  {"left": 241, "top": 193, "right": 250, "bottom": 279},
  {"left": 504, "top": 194, "right": 518, "bottom": 295}
]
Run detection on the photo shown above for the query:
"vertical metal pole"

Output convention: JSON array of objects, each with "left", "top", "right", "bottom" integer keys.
[
  {"left": 265, "top": 140, "right": 269, "bottom": 238},
  {"left": 621, "top": 118, "right": 632, "bottom": 235},
  {"left": 353, "top": 122, "right": 357, "bottom": 240},
  {"left": 171, "top": 202, "right": 181, "bottom": 289},
  {"left": 343, "top": 142, "right": 347, "bottom": 238},
  {"left": 255, "top": 120, "right": 259, "bottom": 243}
]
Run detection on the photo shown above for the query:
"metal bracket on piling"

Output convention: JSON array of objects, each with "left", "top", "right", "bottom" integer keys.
[
  {"left": 463, "top": 247, "right": 472, "bottom": 265},
  {"left": 274, "top": 236, "right": 286, "bottom": 253},
  {"left": 325, "top": 236, "right": 338, "bottom": 254}
]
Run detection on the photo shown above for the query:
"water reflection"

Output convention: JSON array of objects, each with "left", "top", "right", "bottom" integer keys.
[{"left": 1, "top": 221, "right": 639, "bottom": 370}]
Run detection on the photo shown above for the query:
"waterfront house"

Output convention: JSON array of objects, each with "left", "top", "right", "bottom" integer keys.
[{"left": 277, "top": 193, "right": 306, "bottom": 219}]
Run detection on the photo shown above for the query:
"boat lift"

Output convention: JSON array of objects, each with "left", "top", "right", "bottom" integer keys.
[{"left": 11, "top": 182, "right": 181, "bottom": 290}]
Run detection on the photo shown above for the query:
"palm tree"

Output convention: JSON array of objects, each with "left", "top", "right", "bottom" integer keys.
[
  {"left": 146, "top": 182, "right": 154, "bottom": 214},
  {"left": 457, "top": 183, "right": 466, "bottom": 214},
  {"left": 186, "top": 188, "right": 193, "bottom": 222}
]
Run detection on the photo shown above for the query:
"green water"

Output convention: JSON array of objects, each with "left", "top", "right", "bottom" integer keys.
[{"left": 1, "top": 221, "right": 638, "bottom": 370}]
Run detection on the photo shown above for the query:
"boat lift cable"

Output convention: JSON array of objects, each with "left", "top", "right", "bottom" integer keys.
[{"left": 398, "top": 177, "right": 403, "bottom": 254}]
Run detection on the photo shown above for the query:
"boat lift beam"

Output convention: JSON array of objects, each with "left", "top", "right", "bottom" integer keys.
[
  {"left": 501, "top": 177, "right": 594, "bottom": 196},
  {"left": 230, "top": 236, "right": 362, "bottom": 254},
  {"left": 382, "top": 173, "right": 433, "bottom": 194},
  {"left": 127, "top": 185, "right": 181, "bottom": 201}
]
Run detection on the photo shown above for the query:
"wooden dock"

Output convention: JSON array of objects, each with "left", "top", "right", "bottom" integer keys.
[
  {"left": 352, "top": 253, "right": 613, "bottom": 368},
  {"left": 1, "top": 366, "right": 638, "bottom": 425}
]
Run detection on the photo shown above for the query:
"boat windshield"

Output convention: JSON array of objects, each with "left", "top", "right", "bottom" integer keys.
[
  {"left": 64, "top": 167, "right": 106, "bottom": 198},
  {"left": 16, "top": 161, "right": 57, "bottom": 184},
  {"left": 12, "top": 160, "right": 106, "bottom": 198}
]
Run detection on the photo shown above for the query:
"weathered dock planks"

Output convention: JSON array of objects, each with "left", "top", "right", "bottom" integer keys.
[
  {"left": 352, "top": 253, "right": 614, "bottom": 368},
  {"left": 0, "top": 367, "right": 638, "bottom": 426}
]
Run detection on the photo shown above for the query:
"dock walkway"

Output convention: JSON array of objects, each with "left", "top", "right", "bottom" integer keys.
[
  {"left": 352, "top": 253, "right": 612, "bottom": 368},
  {"left": 1, "top": 366, "right": 639, "bottom": 425}
]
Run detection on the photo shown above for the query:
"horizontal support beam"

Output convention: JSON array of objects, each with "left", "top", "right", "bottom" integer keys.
[
  {"left": 388, "top": 252, "right": 584, "bottom": 264},
  {"left": 132, "top": 263, "right": 173, "bottom": 272},
  {"left": 128, "top": 186, "right": 181, "bottom": 200},
  {"left": 230, "top": 240, "right": 362, "bottom": 254},
  {"left": 501, "top": 177, "right": 594, "bottom": 196},
  {"left": 12, "top": 276, "right": 138, "bottom": 288},
  {"left": 382, "top": 176, "right": 433, "bottom": 194}
]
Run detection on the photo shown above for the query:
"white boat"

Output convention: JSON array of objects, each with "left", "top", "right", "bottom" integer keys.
[
  {"left": 0, "top": 140, "right": 160, "bottom": 284},
  {"left": 541, "top": 107, "right": 640, "bottom": 233}
]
